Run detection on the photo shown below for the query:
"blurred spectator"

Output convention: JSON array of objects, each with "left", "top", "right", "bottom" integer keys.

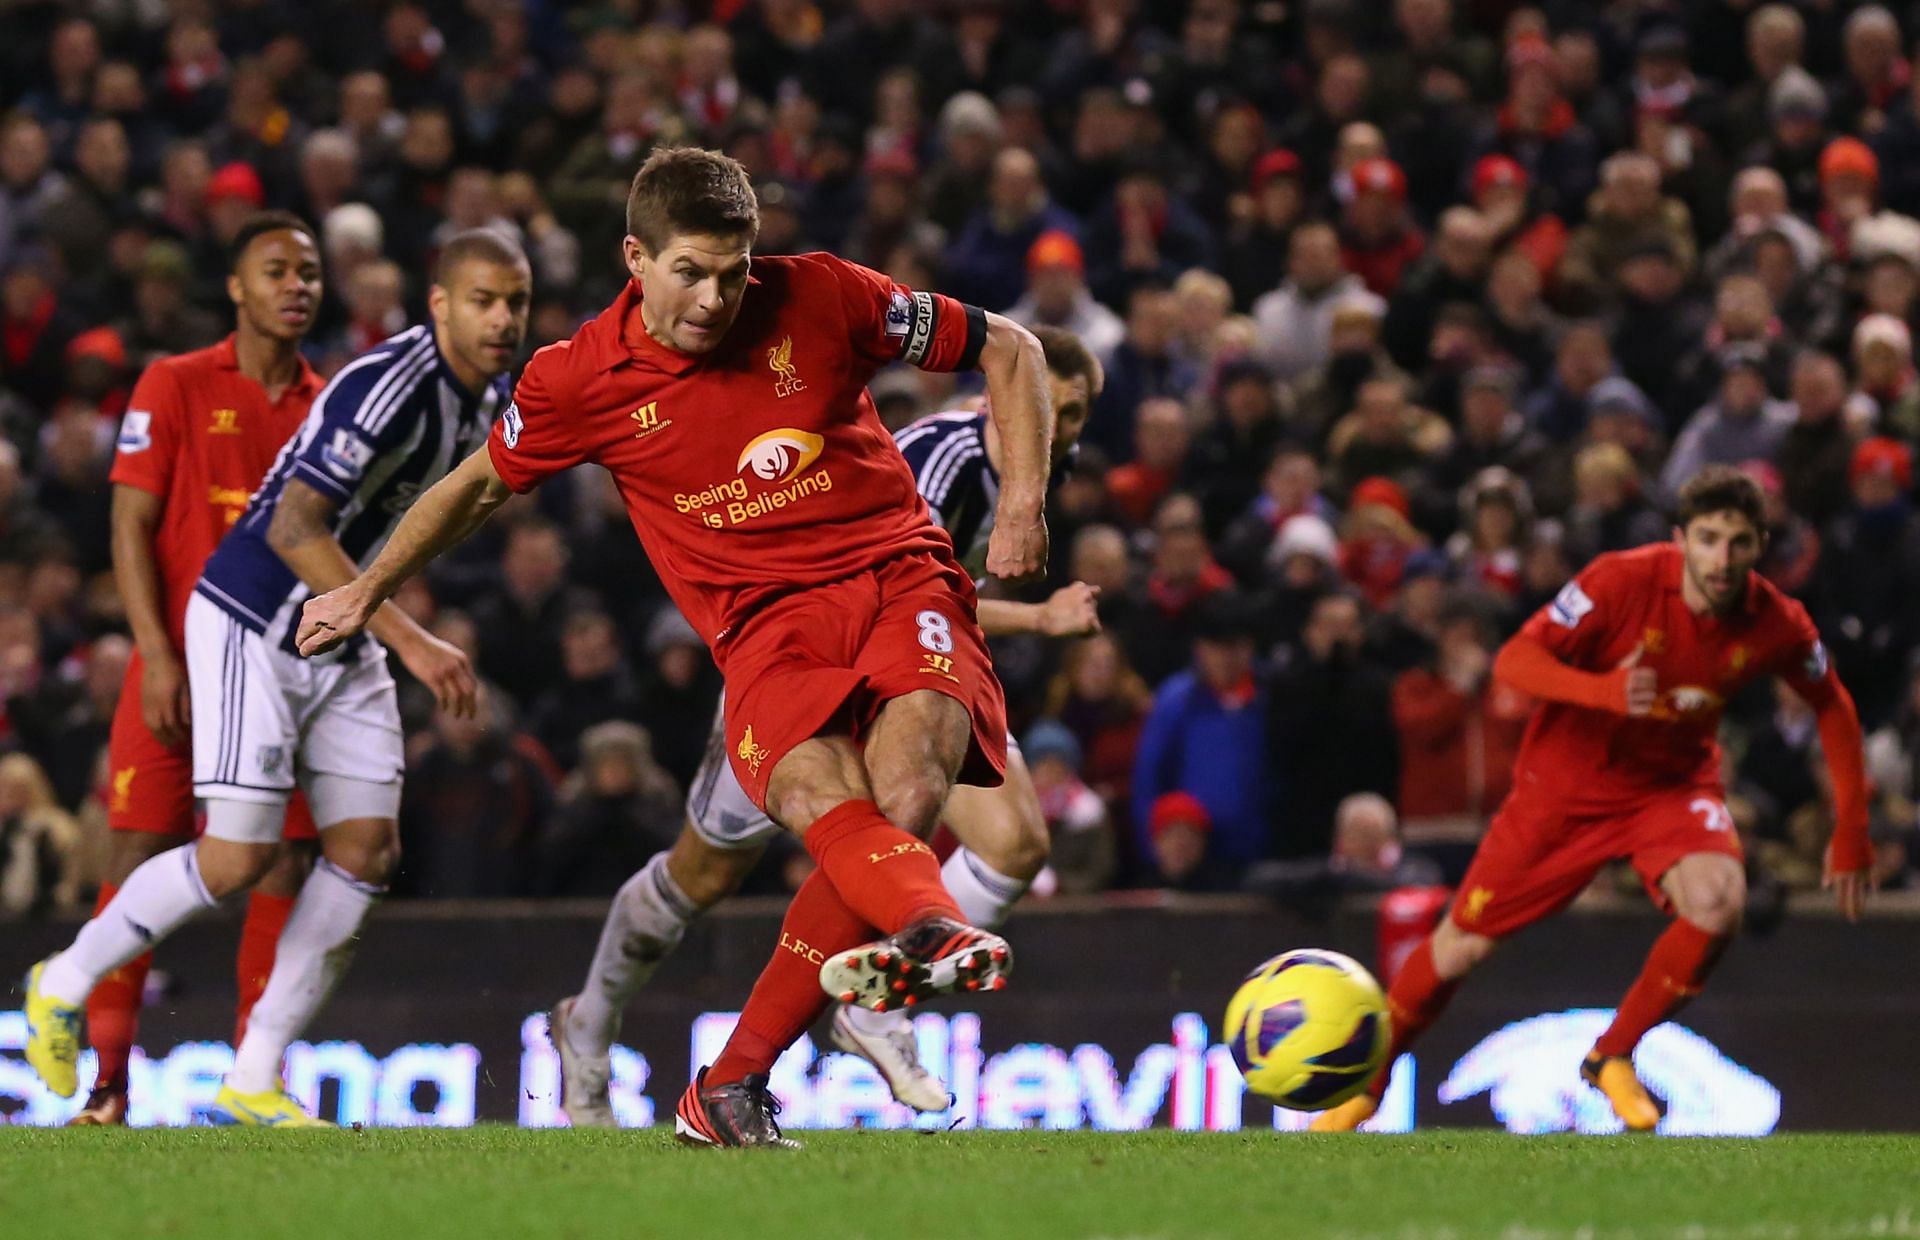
[
  {"left": 1429, "top": 365, "right": 1550, "bottom": 506},
  {"left": 1384, "top": 206, "right": 1491, "bottom": 370},
  {"left": 1660, "top": 346, "right": 1797, "bottom": 500},
  {"left": 471, "top": 518, "right": 598, "bottom": 711},
  {"left": 1471, "top": 155, "right": 1567, "bottom": 286},
  {"left": 8, "top": 632, "right": 126, "bottom": 811},
  {"left": 528, "top": 609, "right": 646, "bottom": 773},
  {"left": 537, "top": 720, "right": 681, "bottom": 898},
  {"left": 399, "top": 694, "right": 555, "bottom": 899},
  {"left": 1524, "top": 321, "right": 1622, "bottom": 445},
  {"left": 1143, "top": 791, "right": 1236, "bottom": 891},
  {"left": 1132, "top": 591, "right": 1271, "bottom": 873},
  {"left": 1221, "top": 149, "right": 1306, "bottom": 312},
  {"left": 1105, "top": 398, "right": 1190, "bottom": 529},
  {"left": 1564, "top": 443, "right": 1667, "bottom": 565},
  {"left": 1339, "top": 157, "right": 1424, "bottom": 298},
  {"left": 1778, "top": 350, "right": 1857, "bottom": 527},
  {"left": 1269, "top": 591, "right": 1398, "bottom": 858},
  {"left": 1022, "top": 719, "right": 1115, "bottom": 896},
  {"left": 1470, "top": 34, "right": 1599, "bottom": 221},
  {"left": 1611, "top": 240, "right": 1708, "bottom": 423},
  {"left": 1286, "top": 297, "right": 1405, "bottom": 447},
  {"left": 1093, "top": 284, "right": 1199, "bottom": 459},
  {"left": 0, "top": 751, "right": 80, "bottom": 918},
  {"left": 1130, "top": 494, "right": 1231, "bottom": 684},
  {"left": 1191, "top": 360, "right": 1285, "bottom": 533},
  {"left": 1252, "top": 220, "right": 1383, "bottom": 382},
  {"left": 1560, "top": 152, "right": 1697, "bottom": 310},
  {"left": 636, "top": 607, "right": 722, "bottom": 792},
  {"left": 1446, "top": 467, "right": 1534, "bottom": 599},
  {"left": 1326, "top": 378, "right": 1451, "bottom": 499},
  {"left": 1084, "top": 163, "right": 1213, "bottom": 308},
  {"left": 1810, "top": 437, "right": 1920, "bottom": 727},
  {"left": 1246, "top": 791, "right": 1445, "bottom": 912},
  {"left": 945, "top": 146, "right": 1078, "bottom": 313},
  {"left": 1005, "top": 231, "right": 1124, "bottom": 368},
  {"left": 1846, "top": 312, "right": 1920, "bottom": 437},
  {"left": 1392, "top": 597, "right": 1530, "bottom": 849},
  {"left": 1042, "top": 629, "right": 1152, "bottom": 821}
]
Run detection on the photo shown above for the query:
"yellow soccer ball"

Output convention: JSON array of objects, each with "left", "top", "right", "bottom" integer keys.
[{"left": 1225, "top": 949, "right": 1390, "bottom": 1110}]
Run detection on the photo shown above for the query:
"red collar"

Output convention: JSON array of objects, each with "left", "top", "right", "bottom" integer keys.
[
  {"left": 216, "top": 333, "right": 322, "bottom": 397},
  {"left": 589, "top": 276, "right": 760, "bottom": 377}
]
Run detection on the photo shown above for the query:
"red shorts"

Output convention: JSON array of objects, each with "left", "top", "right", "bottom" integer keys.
[
  {"left": 1449, "top": 770, "right": 1743, "bottom": 938},
  {"left": 719, "top": 552, "right": 1008, "bottom": 812},
  {"left": 107, "top": 650, "right": 318, "bottom": 840}
]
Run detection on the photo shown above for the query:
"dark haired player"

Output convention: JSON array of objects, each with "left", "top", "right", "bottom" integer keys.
[
  {"left": 294, "top": 146, "right": 1054, "bottom": 1146},
  {"left": 26, "top": 230, "right": 529, "bottom": 1126},
  {"left": 68, "top": 212, "right": 326, "bottom": 1125},
  {"left": 1315, "top": 466, "right": 1873, "bottom": 1132}
]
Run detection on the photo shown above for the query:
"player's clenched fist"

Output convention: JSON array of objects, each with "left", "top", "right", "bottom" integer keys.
[
  {"left": 296, "top": 585, "right": 372, "bottom": 657},
  {"left": 1615, "top": 644, "right": 1658, "bottom": 717},
  {"left": 1038, "top": 582, "right": 1101, "bottom": 637},
  {"left": 987, "top": 510, "right": 1048, "bottom": 583}
]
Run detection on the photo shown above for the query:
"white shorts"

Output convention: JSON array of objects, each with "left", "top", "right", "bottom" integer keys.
[
  {"left": 186, "top": 591, "right": 405, "bottom": 830},
  {"left": 683, "top": 693, "right": 1021, "bottom": 851}
]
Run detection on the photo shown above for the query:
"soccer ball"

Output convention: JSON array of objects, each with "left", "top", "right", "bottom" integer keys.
[{"left": 1224, "top": 948, "right": 1390, "bottom": 1110}]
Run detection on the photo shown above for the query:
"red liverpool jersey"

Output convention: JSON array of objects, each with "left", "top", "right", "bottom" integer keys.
[
  {"left": 1513, "top": 543, "right": 1839, "bottom": 800},
  {"left": 109, "top": 336, "right": 321, "bottom": 647},
  {"left": 488, "top": 252, "right": 986, "bottom": 652}
]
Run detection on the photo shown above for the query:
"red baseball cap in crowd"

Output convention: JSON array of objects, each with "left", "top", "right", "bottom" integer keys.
[
  {"left": 1350, "top": 475, "right": 1412, "bottom": 520},
  {"left": 1150, "top": 792, "right": 1212, "bottom": 837},
  {"left": 1350, "top": 157, "right": 1407, "bottom": 201},
  {"left": 1250, "top": 148, "right": 1303, "bottom": 194},
  {"left": 1472, "top": 154, "right": 1528, "bottom": 198},
  {"left": 1027, "top": 230, "right": 1085, "bottom": 275},
  {"left": 1819, "top": 137, "right": 1879, "bottom": 189},
  {"left": 1851, "top": 437, "right": 1913, "bottom": 490},
  {"left": 66, "top": 326, "right": 127, "bottom": 369},
  {"left": 206, "top": 161, "right": 266, "bottom": 207}
]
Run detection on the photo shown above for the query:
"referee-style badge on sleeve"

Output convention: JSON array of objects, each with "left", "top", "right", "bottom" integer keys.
[
  {"left": 501, "top": 401, "right": 522, "bottom": 449},
  {"left": 1550, "top": 580, "right": 1594, "bottom": 629},
  {"left": 118, "top": 410, "right": 153, "bottom": 453}
]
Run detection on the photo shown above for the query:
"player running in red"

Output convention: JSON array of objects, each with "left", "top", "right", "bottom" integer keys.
[
  {"left": 295, "top": 147, "right": 1052, "bottom": 1147},
  {"left": 1313, "top": 466, "right": 1874, "bottom": 1133},
  {"left": 72, "top": 211, "right": 325, "bottom": 1125}
]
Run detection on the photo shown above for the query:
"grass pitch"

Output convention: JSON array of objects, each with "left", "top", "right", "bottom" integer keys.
[{"left": 0, "top": 1128, "right": 1913, "bottom": 1240}]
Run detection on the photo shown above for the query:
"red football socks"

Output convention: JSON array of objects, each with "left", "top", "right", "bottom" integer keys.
[
  {"left": 707, "top": 871, "right": 875, "bottom": 1087},
  {"left": 233, "top": 891, "right": 297, "bottom": 1045},
  {"left": 84, "top": 882, "right": 147, "bottom": 1094},
  {"left": 1593, "top": 918, "right": 1731, "bottom": 1060},
  {"left": 802, "top": 800, "right": 961, "bottom": 934},
  {"left": 1367, "top": 937, "right": 1460, "bottom": 1102}
]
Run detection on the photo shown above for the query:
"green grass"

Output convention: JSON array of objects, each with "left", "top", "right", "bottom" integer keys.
[{"left": 1, "top": 1128, "right": 1915, "bottom": 1240}]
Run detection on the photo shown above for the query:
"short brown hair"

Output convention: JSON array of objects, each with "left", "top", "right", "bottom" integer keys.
[
  {"left": 433, "top": 227, "right": 528, "bottom": 286},
  {"left": 626, "top": 146, "right": 759, "bottom": 252},
  {"left": 1031, "top": 325, "right": 1105, "bottom": 400},
  {"left": 1675, "top": 465, "right": 1766, "bottom": 532}
]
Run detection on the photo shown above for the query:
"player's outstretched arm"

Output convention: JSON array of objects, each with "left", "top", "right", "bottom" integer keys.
[
  {"left": 975, "top": 583, "right": 1102, "bottom": 638},
  {"left": 297, "top": 446, "right": 511, "bottom": 662},
  {"left": 977, "top": 313, "right": 1052, "bottom": 583},
  {"left": 1493, "top": 633, "right": 1657, "bottom": 716}
]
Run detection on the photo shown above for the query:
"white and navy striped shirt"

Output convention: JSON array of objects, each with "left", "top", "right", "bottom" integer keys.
[
  {"left": 894, "top": 411, "right": 998, "bottom": 581},
  {"left": 198, "top": 325, "right": 508, "bottom": 644}
]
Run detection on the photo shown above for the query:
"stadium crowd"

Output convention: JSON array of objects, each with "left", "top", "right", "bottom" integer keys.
[{"left": 4, "top": 0, "right": 1920, "bottom": 914}]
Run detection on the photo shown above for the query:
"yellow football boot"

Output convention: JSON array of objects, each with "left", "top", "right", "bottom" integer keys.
[
  {"left": 22, "top": 959, "right": 82, "bottom": 1099},
  {"left": 211, "top": 1081, "right": 334, "bottom": 1128}
]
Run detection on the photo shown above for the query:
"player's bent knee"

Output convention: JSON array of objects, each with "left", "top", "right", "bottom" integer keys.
[
  {"left": 767, "top": 739, "right": 870, "bottom": 833},
  {"left": 666, "top": 826, "right": 759, "bottom": 909},
  {"left": 875, "top": 777, "right": 948, "bottom": 837},
  {"left": 319, "top": 818, "right": 401, "bottom": 886},
  {"left": 193, "top": 834, "right": 281, "bottom": 897},
  {"left": 1679, "top": 890, "right": 1744, "bottom": 935}
]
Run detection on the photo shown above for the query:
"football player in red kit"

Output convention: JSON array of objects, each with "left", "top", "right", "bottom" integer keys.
[
  {"left": 74, "top": 212, "right": 325, "bottom": 1124},
  {"left": 295, "top": 147, "right": 1053, "bottom": 1147},
  {"left": 1314, "top": 466, "right": 1873, "bottom": 1133}
]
